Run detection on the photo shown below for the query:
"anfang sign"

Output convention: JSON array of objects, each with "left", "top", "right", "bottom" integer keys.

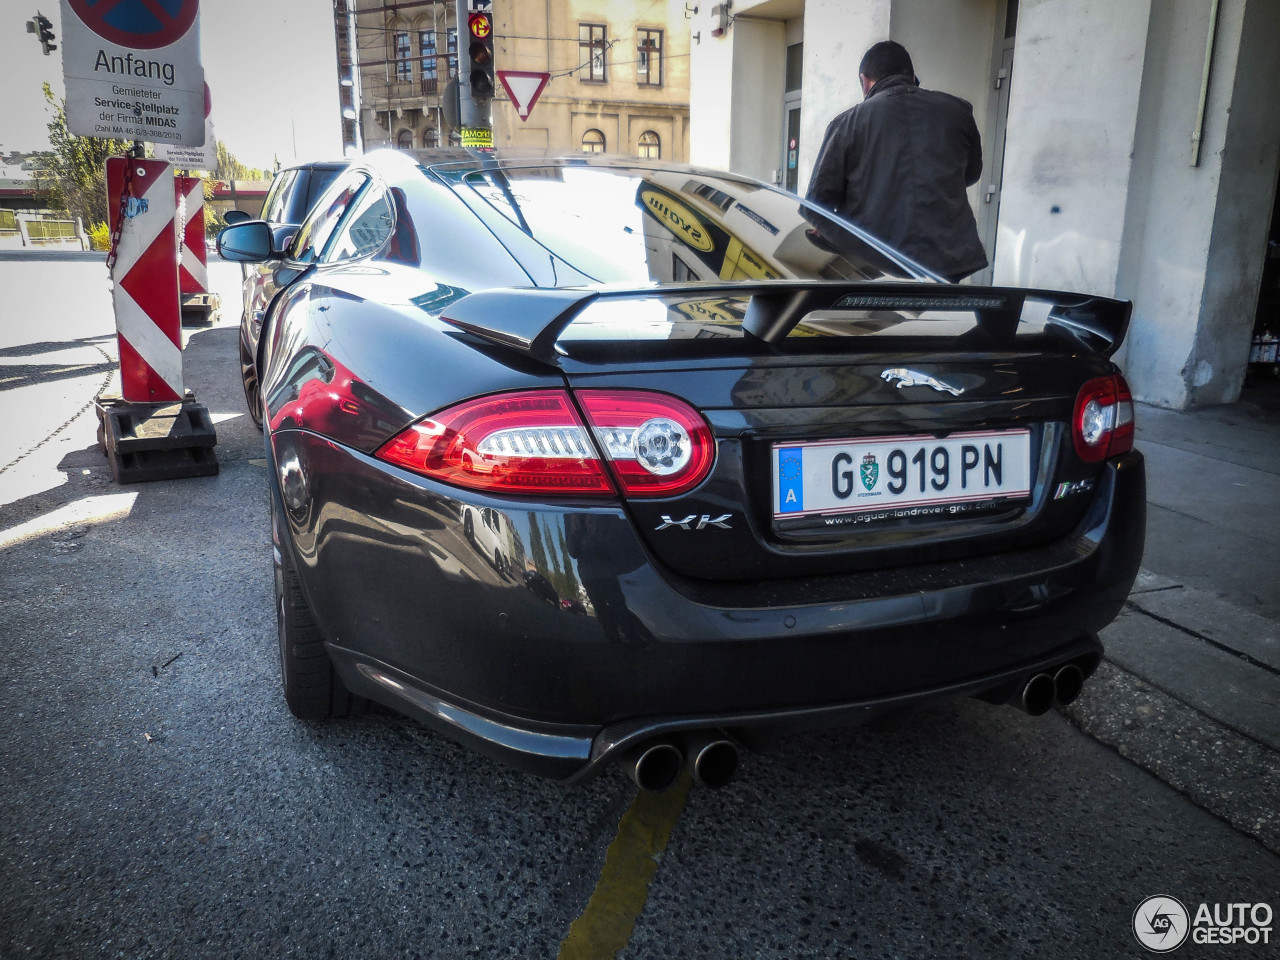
[{"left": 60, "top": 0, "right": 205, "bottom": 146}]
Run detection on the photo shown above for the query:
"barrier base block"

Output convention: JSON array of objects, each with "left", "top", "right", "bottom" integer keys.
[
  {"left": 180, "top": 292, "right": 221, "bottom": 327},
  {"left": 95, "top": 395, "right": 219, "bottom": 484}
]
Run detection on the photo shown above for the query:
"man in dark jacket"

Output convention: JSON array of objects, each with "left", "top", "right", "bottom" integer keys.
[{"left": 806, "top": 41, "right": 988, "bottom": 282}]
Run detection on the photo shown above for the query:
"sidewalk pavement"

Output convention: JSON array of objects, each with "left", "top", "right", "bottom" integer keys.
[{"left": 1066, "top": 379, "right": 1280, "bottom": 855}]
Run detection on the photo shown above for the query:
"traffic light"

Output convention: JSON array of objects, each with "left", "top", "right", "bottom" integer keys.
[
  {"left": 26, "top": 12, "right": 56, "bottom": 56},
  {"left": 466, "top": 11, "right": 494, "bottom": 100}
]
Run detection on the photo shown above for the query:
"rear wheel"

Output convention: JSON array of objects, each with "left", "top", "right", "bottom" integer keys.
[
  {"left": 272, "top": 493, "right": 361, "bottom": 719},
  {"left": 240, "top": 336, "right": 263, "bottom": 431}
]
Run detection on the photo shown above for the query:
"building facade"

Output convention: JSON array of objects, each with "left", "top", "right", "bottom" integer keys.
[
  {"left": 340, "top": 0, "right": 690, "bottom": 161},
  {"left": 688, "top": 0, "right": 1280, "bottom": 409}
]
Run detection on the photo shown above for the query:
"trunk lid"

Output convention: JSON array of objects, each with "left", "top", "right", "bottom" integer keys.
[{"left": 442, "top": 283, "right": 1130, "bottom": 581}]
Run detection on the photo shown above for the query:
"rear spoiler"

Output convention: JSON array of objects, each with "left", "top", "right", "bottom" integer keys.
[{"left": 440, "top": 282, "right": 1133, "bottom": 365}]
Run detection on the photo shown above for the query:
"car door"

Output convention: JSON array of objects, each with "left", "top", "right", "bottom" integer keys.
[{"left": 246, "top": 169, "right": 371, "bottom": 362}]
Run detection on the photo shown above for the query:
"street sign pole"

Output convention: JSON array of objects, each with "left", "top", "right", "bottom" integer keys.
[
  {"left": 58, "top": 0, "right": 218, "bottom": 481},
  {"left": 455, "top": 0, "right": 494, "bottom": 152}
]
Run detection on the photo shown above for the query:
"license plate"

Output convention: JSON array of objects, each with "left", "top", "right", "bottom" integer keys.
[{"left": 773, "top": 429, "right": 1032, "bottom": 519}]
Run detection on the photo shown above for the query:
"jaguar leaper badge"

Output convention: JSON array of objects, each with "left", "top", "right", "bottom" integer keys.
[
  {"left": 860, "top": 452, "right": 879, "bottom": 491},
  {"left": 880, "top": 367, "right": 966, "bottom": 396}
]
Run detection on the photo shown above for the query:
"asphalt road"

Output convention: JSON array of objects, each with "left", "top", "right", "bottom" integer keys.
[{"left": 1, "top": 256, "right": 1276, "bottom": 959}]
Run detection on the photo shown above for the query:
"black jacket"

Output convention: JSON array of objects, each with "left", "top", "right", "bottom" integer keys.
[{"left": 806, "top": 74, "right": 988, "bottom": 279}]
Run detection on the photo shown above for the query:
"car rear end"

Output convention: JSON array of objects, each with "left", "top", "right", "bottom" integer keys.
[
  {"left": 352, "top": 281, "right": 1143, "bottom": 783},
  {"left": 272, "top": 158, "right": 1144, "bottom": 785}
]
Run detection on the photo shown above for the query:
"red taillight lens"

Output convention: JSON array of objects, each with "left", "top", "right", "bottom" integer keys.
[
  {"left": 376, "top": 389, "right": 716, "bottom": 498},
  {"left": 576, "top": 390, "right": 715, "bottom": 497},
  {"left": 1072, "top": 375, "right": 1135, "bottom": 462},
  {"left": 376, "top": 390, "right": 614, "bottom": 495}
]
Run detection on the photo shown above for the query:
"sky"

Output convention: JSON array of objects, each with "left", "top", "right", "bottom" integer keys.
[{"left": 0, "top": 0, "right": 341, "bottom": 171}]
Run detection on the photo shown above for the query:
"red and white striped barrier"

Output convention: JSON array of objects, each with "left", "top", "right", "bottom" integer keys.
[
  {"left": 176, "top": 175, "right": 208, "bottom": 298},
  {"left": 106, "top": 157, "right": 182, "bottom": 403}
]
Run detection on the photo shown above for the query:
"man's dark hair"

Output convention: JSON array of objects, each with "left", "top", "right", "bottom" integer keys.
[{"left": 859, "top": 41, "right": 914, "bottom": 82}]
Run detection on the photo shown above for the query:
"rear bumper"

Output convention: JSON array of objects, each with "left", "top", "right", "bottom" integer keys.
[{"left": 274, "top": 429, "right": 1145, "bottom": 780}]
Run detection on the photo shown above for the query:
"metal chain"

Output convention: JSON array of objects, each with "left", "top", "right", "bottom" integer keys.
[{"left": 104, "top": 149, "right": 137, "bottom": 275}]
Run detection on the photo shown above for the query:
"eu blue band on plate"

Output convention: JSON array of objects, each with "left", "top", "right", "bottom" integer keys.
[{"left": 777, "top": 447, "right": 803, "bottom": 513}]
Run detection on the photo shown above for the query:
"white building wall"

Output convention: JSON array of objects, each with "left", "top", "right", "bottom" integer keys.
[
  {"left": 993, "top": 0, "right": 1152, "bottom": 295},
  {"left": 689, "top": 6, "right": 786, "bottom": 183},
  {"left": 729, "top": 19, "right": 788, "bottom": 184}
]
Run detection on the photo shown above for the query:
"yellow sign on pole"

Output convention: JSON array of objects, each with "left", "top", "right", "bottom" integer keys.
[{"left": 460, "top": 126, "right": 494, "bottom": 150}]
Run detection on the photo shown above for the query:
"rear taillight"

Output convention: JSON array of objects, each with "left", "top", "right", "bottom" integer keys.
[
  {"left": 376, "top": 391, "right": 614, "bottom": 495},
  {"left": 576, "top": 390, "right": 715, "bottom": 497},
  {"left": 376, "top": 389, "right": 716, "bottom": 498},
  {"left": 1072, "top": 375, "right": 1135, "bottom": 462}
]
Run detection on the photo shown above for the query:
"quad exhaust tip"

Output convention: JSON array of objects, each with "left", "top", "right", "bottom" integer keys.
[
  {"left": 1018, "top": 662, "right": 1088, "bottom": 715},
  {"left": 1053, "top": 663, "right": 1085, "bottom": 706},
  {"left": 621, "top": 733, "right": 741, "bottom": 792},
  {"left": 684, "top": 733, "right": 739, "bottom": 789},
  {"left": 625, "top": 741, "right": 684, "bottom": 793},
  {"left": 1020, "top": 673, "right": 1056, "bottom": 716}
]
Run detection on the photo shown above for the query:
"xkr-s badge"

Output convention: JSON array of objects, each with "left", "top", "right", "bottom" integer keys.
[{"left": 655, "top": 513, "right": 733, "bottom": 531}]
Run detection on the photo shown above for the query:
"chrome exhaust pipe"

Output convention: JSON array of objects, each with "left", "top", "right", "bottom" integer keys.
[
  {"left": 1019, "top": 673, "right": 1056, "bottom": 716},
  {"left": 681, "top": 732, "right": 739, "bottom": 789},
  {"left": 621, "top": 741, "right": 683, "bottom": 793},
  {"left": 1053, "top": 663, "right": 1085, "bottom": 706}
]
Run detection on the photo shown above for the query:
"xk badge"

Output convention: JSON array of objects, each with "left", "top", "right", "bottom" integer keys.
[{"left": 655, "top": 513, "right": 732, "bottom": 531}]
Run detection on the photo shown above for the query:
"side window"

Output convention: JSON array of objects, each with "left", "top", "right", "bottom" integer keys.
[
  {"left": 324, "top": 183, "right": 395, "bottom": 262},
  {"left": 287, "top": 170, "right": 369, "bottom": 265},
  {"left": 261, "top": 170, "right": 297, "bottom": 223}
]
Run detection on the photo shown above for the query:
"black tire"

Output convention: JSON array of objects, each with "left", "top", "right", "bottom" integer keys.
[
  {"left": 240, "top": 336, "right": 263, "bottom": 431},
  {"left": 272, "top": 493, "right": 361, "bottom": 719},
  {"left": 463, "top": 510, "right": 475, "bottom": 544}
]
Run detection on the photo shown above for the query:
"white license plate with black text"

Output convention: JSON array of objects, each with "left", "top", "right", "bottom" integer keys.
[{"left": 773, "top": 430, "right": 1032, "bottom": 519}]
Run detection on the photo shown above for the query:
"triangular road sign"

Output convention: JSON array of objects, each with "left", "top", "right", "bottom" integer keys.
[{"left": 497, "top": 71, "right": 551, "bottom": 122}]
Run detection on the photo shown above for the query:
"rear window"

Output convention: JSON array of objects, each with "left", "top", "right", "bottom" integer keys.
[{"left": 454, "top": 163, "right": 918, "bottom": 286}]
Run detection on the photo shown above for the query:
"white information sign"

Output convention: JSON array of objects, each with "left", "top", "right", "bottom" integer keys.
[
  {"left": 60, "top": 0, "right": 205, "bottom": 146},
  {"left": 156, "top": 118, "right": 216, "bottom": 170}
]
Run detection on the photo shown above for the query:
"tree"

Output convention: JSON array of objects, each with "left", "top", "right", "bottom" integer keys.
[
  {"left": 214, "top": 141, "right": 267, "bottom": 183},
  {"left": 33, "top": 83, "right": 131, "bottom": 230}
]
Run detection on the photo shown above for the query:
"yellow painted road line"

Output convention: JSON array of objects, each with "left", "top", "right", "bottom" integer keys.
[{"left": 557, "top": 774, "right": 692, "bottom": 960}]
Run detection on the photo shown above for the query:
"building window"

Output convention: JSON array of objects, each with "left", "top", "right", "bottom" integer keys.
[
  {"left": 394, "top": 31, "right": 412, "bottom": 81},
  {"left": 690, "top": 182, "right": 734, "bottom": 211},
  {"left": 447, "top": 26, "right": 458, "bottom": 79},
  {"left": 638, "top": 130, "right": 661, "bottom": 159},
  {"left": 582, "top": 129, "right": 605, "bottom": 154},
  {"left": 785, "top": 42, "right": 803, "bottom": 92},
  {"left": 579, "top": 24, "right": 607, "bottom": 82},
  {"left": 637, "top": 29, "right": 662, "bottom": 86},
  {"left": 420, "top": 31, "right": 438, "bottom": 87},
  {"left": 423, "top": 127, "right": 439, "bottom": 148},
  {"left": 397, "top": 129, "right": 413, "bottom": 148}
]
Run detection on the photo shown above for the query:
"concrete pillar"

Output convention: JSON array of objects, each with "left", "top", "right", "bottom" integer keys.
[
  {"left": 1120, "top": 0, "right": 1280, "bottom": 407},
  {"left": 689, "top": 8, "right": 786, "bottom": 184},
  {"left": 992, "top": 0, "right": 1153, "bottom": 295}
]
